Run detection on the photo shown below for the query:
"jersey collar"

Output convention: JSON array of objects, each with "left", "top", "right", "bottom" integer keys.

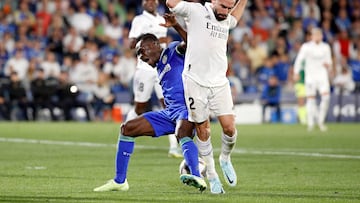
[{"left": 143, "top": 10, "right": 159, "bottom": 19}]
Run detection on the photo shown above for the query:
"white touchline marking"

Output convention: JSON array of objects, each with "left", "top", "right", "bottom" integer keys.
[
  {"left": 1, "top": 137, "right": 360, "bottom": 159},
  {"left": 25, "top": 166, "right": 47, "bottom": 170}
]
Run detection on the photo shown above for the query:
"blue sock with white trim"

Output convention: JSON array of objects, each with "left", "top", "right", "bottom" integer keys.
[
  {"left": 114, "top": 135, "right": 134, "bottom": 184},
  {"left": 180, "top": 137, "right": 200, "bottom": 177}
]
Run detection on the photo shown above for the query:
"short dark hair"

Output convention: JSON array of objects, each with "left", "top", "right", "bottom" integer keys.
[
  {"left": 135, "top": 33, "right": 159, "bottom": 56},
  {"left": 136, "top": 33, "right": 159, "bottom": 44}
]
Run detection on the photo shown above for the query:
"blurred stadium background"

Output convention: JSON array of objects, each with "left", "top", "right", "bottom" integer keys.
[
  {"left": 0, "top": 0, "right": 359, "bottom": 123},
  {"left": 1, "top": 1, "right": 360, "bottom": 202}
]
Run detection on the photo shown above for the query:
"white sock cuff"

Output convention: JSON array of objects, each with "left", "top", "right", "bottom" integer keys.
[
  {"left": 195, "top": 136, "right": 213, "bottom": 156},
  {"left": 221, "top": 130, "right": 237, "bottom": 143}
]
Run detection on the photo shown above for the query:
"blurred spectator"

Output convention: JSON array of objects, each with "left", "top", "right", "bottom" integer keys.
[
  {"left": 35, "top": 0, "right": 52, "bottom": 37},
  {"left": 99, "top": 37, "right": 120, "bottom": 64},
  {"left": 113, "top": 49, "right": 136, "bottom": 91},
  {"left": 0, "top": 43, "right": 9, "bottom": 76},
  {"left": 47, "top": 28, "right": 64, "bottom": 61},
  {"left": 13, "top": 0, "right": 35, "bottom": 28},
  {"left": 274, "top": 53, "right": 291, "bottom": 84},
  {"left": 0, "top": 78, "right": 10, "bottom": 120},
  {"left": 40, "top": 51, "right": 61, "bottom": 78},
  {"left": 256, "top": 56, "right": 276, "bottom": 86},
  {"left": 3, "top": 31, "right": 15, "bottom": 54},
  {"left": 104, "top": 14, "right": 123, "bottom": 42},
  {"left": 56, "top": 71, "right": 91, "bottom": 121},
  {"left": 302, "top": 7, "right": 319, "bottom": 31},
  {"left": 69, "top": 3, "right": 93, "bottom": 35},
  {"left": 335, "top": 8, "right": 352, "bottom": 32},
  {"left": 30, "top": 68, "right": 58, "bottom": 121},
  {"left": 87, "top": 0, "right": 103, "bottom": 19},
  {"left": 303, "top": 0, "right": 320, "bottom": 22},
  {"left": 83, "top": 40, "right": 100, "bottom": 63},
  {"left": 247, "top": 34, "right": 268, "bottom": 74},
  {"left": 333, "top": 63, "right": 355, "bottom": 95},
  {"left": 69, "top": 50, "right": 98, "bottom": 107},
  {"left": 92, "top": 72, "right": 114, "bottom": 121},
  {"left": 333, "top": 30, "right": 351, "bottom": 65},
  {"left": 62, "top": 26, "right": 84, "bottom": 59},
  {"left": 227, "top": 66, "right": 243, "bottom": 103},
  {"left": 6, "top": 71, "right": 31, "bottom": 120},
  {"left": 4, "top": 49, "right": 29, "bottom": 80},
  {"left": 230, "top": 44, "right": 251, "bottom": 84},
  {"left": 261, "top": 75, "right": 281, "bottom": 123},
  {"left": 60, "top": 55, "right": 73, "bottom": 72},
  {"left": 230, "top": 18, "right": 253, "bottom": 44}
]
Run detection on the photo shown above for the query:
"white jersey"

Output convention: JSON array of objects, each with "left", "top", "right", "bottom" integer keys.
[
  {"left": 128, "top": 10, "right": 167, "bottom": 48},
  {"left": 171, "top": 2, "right": 238, "bottom": 87},
  {"left": 133, "top": 59, "right": 163, "bottom": 103},
  {"left": 294, "top": 41, "right": 332, "bottom": 83}
]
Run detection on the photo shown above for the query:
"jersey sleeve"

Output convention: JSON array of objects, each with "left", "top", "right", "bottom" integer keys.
[
  {"left": 228, "top": 15, "right": 238, "bottom": 29},
  {"left": 169, "top": 1, "right": 192, "bottom": 18},
  {"left": 128, "top": 17, "right": 142, "bottom": 39},
  {"left": 293, "top": 44, "right": 306, "bottom": 74}
]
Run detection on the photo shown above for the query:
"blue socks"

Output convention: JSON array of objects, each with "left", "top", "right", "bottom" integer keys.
[
  {"left": 114, "top": 135, "right": 135, "bottom": 184},
  {"left": 180, "top": 137, "right": 200, "bottom": 177}
]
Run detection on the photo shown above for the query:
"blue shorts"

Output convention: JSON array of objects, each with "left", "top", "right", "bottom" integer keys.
[{"left": 143, "top": 106, "right": 188, "bottom": 137}]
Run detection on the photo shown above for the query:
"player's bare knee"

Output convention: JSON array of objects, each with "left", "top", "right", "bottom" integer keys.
[
  {"left": 222, "top": 125, "right": 236, "bottom": 137},
  {"left": 196, "top": 127, "right": 210, "bottom": 141},
  {"left": 120, "top": 122, "right": 135, "bottom": 137},
  {"left": 176, "top": 121, "right": 195, "bottom": 140}
]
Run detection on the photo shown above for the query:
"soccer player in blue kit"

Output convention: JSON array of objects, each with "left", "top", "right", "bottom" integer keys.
[{"left": 94, "top": 24, "right": 207, "bottom": 191}]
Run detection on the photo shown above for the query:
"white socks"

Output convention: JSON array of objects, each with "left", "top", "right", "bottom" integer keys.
[
  {"left": 306, "top": 98, "right": 317, "bottom": 129},
  {"left": 195, "top": 136, "right": 218, "bottom": 179},
  {"left": 318, "top": 94, "right": 330, "bottom": 127},
  {"left": 220, "top": 130, "right": 237, "bottom": 161}
]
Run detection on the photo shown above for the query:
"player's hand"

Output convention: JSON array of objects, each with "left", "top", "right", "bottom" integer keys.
[{"left": 160, "top": 13, "right": 178, "bottom": 28}]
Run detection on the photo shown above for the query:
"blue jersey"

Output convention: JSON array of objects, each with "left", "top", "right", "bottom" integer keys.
[
  {"left": 142, "top": 41, "right": 188, "bottom": 137},
  {"left": 157, "top": 41, "right": 186, "bottom": 111}
]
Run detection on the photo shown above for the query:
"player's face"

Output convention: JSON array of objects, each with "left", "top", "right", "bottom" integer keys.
[
  {"left": 139, "top": 40, "right": 162, "bottom": 67},
  {"left": 312, "top": 31, "right": 323, "bottom": 43},
  {"left": 213, "top": 0, "right": 235, "bottom": 21},
  {"left": 143, "top": 0, "right": 158, "bottom": 14}
]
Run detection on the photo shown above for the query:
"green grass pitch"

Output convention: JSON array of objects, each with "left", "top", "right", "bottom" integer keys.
[{"left": 0, "top": 122, "right": 359, "bottom": 203}]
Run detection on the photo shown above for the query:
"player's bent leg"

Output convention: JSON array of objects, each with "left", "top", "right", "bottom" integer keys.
[
  {"left": 180, "top": 174, "right": 207, "bottom": 192},
  {"left": 195, "top": 136, "right": 225, "bottom": 194},
  {"left": 93, "top": 179, "right": 129, "bottom": 192},
  {"left": 218, "top": 115, "right": 238, "bottom": 187},
  {"left": 94, "top": 116, "right": 155, "bottom": 192}
]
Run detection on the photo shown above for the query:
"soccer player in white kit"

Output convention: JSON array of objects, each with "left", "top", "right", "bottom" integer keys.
[
  {"left": 128, "top": 0, "right": 182, "bottom": 157},
  {"left": 167, "top": 0, "right": 248, "bottom": 194},
  {"left": 294, "top": 28, "right": 333, "bottom": 132}
]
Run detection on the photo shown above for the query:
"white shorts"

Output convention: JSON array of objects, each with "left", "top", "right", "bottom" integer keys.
[
  {"left": 183, "top": 75, "right": 235, "bottom": 123},
  {"left": 133, "top": 60, "right": 163, "bottom": 103},
  {"left": 305, "top": 78, "right": 330, "bottom": 97}
]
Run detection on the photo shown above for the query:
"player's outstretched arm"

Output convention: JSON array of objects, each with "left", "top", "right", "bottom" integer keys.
[
  {"left": 230, "top": 0, "right": 248, "bottom": 21},
  {"left": 166, "top": 0, "right": 182, "bottom": 9},
  {"left": 160, "top": 13, "right": 187, "bottom": 43}
]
